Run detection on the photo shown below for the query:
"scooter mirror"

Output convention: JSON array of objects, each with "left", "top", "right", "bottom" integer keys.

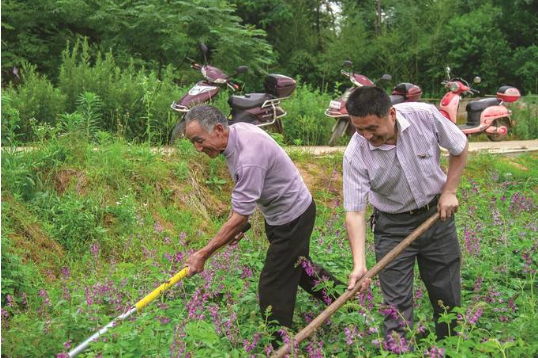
[
  {"left": 235, "top": 66, "right": 248, "bottom": 75},
  {"left": 473, "top": 76, "right": 481, "bottom": 84},
  {"left": 445, "top": 66, "right": 451, "bottom": 74},
  {"left": 343, "top": 60, "right": 353, "bottom": 68},
  {"left": 199, "top": 43, "right": 208, "bottom": 55},
  {"left": 380, "top": 74, "right": 392, "bottom": 81}
]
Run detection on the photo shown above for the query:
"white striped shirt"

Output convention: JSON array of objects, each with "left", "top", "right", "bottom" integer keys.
[{"left": 343, "top": 102, "right": 467, "bottom": 213}]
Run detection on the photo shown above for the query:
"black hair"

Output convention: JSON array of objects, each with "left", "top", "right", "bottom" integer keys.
[{"left": 345, "top": 86, "right": 392, "bottom": 118}]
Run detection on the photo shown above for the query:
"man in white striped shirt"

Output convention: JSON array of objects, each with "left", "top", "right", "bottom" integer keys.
[{"left": 343, "top": 86, "right": 468, "bottom": 342}]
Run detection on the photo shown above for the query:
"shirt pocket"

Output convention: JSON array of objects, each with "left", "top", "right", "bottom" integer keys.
[{"left": 415, "top": 149, "right": 436, "bottom": 179}]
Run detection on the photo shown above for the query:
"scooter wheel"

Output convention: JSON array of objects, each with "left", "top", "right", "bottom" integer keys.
[
  {"left": 170, "top": 118, "right": 186, "bottom": 144},
  {"left": 328, "top": 118, "right": 348, "bottom": 146}
]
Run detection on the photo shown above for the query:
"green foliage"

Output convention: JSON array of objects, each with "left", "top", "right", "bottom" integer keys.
[
  {"left": 1, "top": 94, "right": 22, "bottom": 146},
  {"left": 76, "top": 91, "right": 103, "bottom": 141},
  {"left": 33, "top": 191, "right": 107, "bottom": 251},
  {"left": 1, "top": 63, "right": 67, "bottom": 141},
  {"left": 0, "top": 234, "right": 38, "bottom": 306},
  {"left": 282, "top": 82, "right": 334, "bottom": 145},
  {"left": 1, "top": 140, "right": 537, "bottom": 356},
  {"left": 511, "top": 96, "right": 538, "bottom": 140}
]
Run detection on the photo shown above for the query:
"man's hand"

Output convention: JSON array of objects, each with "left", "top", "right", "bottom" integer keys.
[
  {"left": 186, "top": 250, "right": 207, "bottom": 278},
  {"left": 438, "top": 192, "right": 459, "bottom": 221},
  {"left": 347, "top": 265, "right": 371, "bottom": 291}
]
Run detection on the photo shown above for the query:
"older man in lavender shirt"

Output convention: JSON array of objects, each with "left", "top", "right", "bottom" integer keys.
[
  {"left": 343, "top": 86, "right": 468, "bottom": 342},
  {"left": 182, "top": 105, "right": 345, "bottom": 343}
]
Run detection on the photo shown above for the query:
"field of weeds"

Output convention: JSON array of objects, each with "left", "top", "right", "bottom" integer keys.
[{"left": 1, "top": 136, "right": 537, "bottom": 357}]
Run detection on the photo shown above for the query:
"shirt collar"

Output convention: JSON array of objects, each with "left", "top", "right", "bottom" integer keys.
[{"left": 223, "top": 125, "right": 235, "bottom": 157}]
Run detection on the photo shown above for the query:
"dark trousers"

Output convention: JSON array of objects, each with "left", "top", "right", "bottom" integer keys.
[
  {"left": 259, "top": 200, "right": 343, "bottom": 329},
  {"left": 374, "top": 206, "right": 461, "bottom": 340}
]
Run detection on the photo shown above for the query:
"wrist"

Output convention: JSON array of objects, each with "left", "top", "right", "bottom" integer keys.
[{"left": 198, "top": 248, "right": 211, "bottom": 260}]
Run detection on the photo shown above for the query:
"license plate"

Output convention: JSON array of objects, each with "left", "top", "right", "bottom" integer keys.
[{"left": 329, "top": 100, "right": 342, "bottom": 110}]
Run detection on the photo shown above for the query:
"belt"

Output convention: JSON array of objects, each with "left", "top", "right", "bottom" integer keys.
[{"left": 378, "top": 196, "right": 439, "bottom": 216}]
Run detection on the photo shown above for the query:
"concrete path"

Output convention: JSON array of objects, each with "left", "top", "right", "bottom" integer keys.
[{"left": 292, "top": 140, "right": 538, "bottom": 156}]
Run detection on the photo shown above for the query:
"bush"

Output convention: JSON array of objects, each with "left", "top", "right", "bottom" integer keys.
[
  {"left": 58, "top": 39, "right": 181, "bottom": 143},
  {"left": 1, "top": 94, "right": 22, "bottom": 146},
  {"left": 511, "top": 95, "right": 538, "bottom": 140},
  {"left": 2, "top": 63, "right": 67, "bottom": 141},
  {"left": 282, "top": 81, "right": 334, "bottom": 145}
]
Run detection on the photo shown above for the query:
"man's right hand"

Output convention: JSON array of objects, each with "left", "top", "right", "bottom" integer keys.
[
  {"left": 186, "top": 250, "right": 207, "bottom": 278},
  {"left": 348, "top": 265, "right": 371, "bottom": 291}
]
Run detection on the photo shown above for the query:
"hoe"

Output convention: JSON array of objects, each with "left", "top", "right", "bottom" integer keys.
[{"left": 273, "top": 212, "right": 440, "bottom": 357}]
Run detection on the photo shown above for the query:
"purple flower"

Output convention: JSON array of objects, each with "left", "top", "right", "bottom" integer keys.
[
  {"left": 64, "top": 341, "right": 71, "bottom": 350},
  {"left": 382, "top": 332, "right": 409, "bottom": 354},
  {"left": 467, "top": 307, "right": 483, "bottom": 325},
  {"left": 39, "top": 289, "right": 52, "bottom": 306},
  {"left": 344, "top": 327, "right": 354, "bottom": 345},
  {"left": 90, "top": 242, "right": 100, "bottom": 258},
  {"left": 159, "top": 316, "right": 171, "bottom": 325},
  {"left": 473, "top": 276, "right": 483, "bottom": 293},
  {"left": 425, "top": 345, "right": 445, "bottom": 357},
  {"left": 154, "top": 222, "right": 164, "bottom": 233},
  {"left": 299, "top": 257, "right": 316, "bottom": 277},
  {"left": 380, "top": 305, "right": 399, "bottom": 320},
  {"left": 61, "top": 266, "right": 71, "bottom": 280},
  {"left": 241, "top": 266, "right": 253, "bottom": 279},
  {"left": 243, "top": 333, "right": 260, "bottom": 353}
]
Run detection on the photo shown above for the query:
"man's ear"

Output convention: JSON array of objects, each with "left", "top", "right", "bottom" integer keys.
[
  {"left": 389, "top": 107, "right": 397, "bottom": 122},
  {"left": 213, "top": 123, "right": 225, "bottom": 136}
]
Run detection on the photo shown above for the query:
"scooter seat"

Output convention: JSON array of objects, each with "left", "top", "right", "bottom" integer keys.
[
  {"left": 228, "top": 93, "right": 273, "bottom": 110},
  {"left": 390, "top": 94, "right": 405, "bottom": 105},
  {"left": 466, "top": 98, "right": 501, "bottom": 112}
]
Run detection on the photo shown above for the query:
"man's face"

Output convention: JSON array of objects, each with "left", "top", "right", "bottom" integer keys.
[
  {"left": 185, "top": 120, "right": 227, "bottom": 158},
  {"left": 349, "top": 107, "right": 397, "bottom": 147}
]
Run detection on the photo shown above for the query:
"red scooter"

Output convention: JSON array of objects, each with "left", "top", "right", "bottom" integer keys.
[
  {"left": 325, "top": 61, "right": 422, "bottom": 146},
  {"left": 170, "top": 44, "right": 295, "bottom": 142},
  {"left": 439, "top": 67, "right": 520, "bottom": 141}
]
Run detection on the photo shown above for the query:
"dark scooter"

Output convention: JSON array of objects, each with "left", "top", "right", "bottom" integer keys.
[
  {"left": 325, "top": 60, "right": 422, "bottom": 146},
  {"left": 170, "top": 44, "right": 295, "bottom": 142}
]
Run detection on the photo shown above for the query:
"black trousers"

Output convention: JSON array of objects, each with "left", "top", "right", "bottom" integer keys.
[
  {"left": 374, "top": 206, "right": 461, "bottom": 340},
  {"left": 259, "top": 200, "right": 343, "bottom": 329}
]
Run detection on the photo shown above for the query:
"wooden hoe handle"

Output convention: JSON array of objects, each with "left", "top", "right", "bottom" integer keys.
[{"left": 273, "top": 212, "right": 440, "bottom": 358}]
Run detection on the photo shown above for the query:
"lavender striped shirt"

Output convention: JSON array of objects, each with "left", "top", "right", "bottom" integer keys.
[{"left": 343, "top": 102, "right": 467, "bottom": 213}]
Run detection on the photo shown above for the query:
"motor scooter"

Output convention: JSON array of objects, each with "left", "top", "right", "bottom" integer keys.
[
  {"left": 439, "top": 66, "right": 520, "bottom": 141},
  {"left": 170, "top": 44, "right": 295, "bottom": 142},
  {"left": 325, "top": 61, "right": 422, "bottom": 146}
]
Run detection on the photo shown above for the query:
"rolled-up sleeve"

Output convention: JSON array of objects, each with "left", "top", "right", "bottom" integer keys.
[
  {"left": 430, "top": 105, "right": 467, "bottom": 155},
  {"left": 343, "top": 155, "right": 370, "bottom": 212},
  {"left": 231, "top": 165, "right": 266, "bottom": 216}
]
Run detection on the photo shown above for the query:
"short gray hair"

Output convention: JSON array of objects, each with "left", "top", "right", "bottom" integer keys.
[{"left": 184, "top": 105, "right": 229, "bottom": 133}]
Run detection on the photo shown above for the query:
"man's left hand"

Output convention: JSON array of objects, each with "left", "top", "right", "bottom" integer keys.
[
  {"left": 186, "top": 250, "right": 207, "bottom": 278},
  {"left": 438, "top": 192, "right": 459, "bottom": 221}
]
